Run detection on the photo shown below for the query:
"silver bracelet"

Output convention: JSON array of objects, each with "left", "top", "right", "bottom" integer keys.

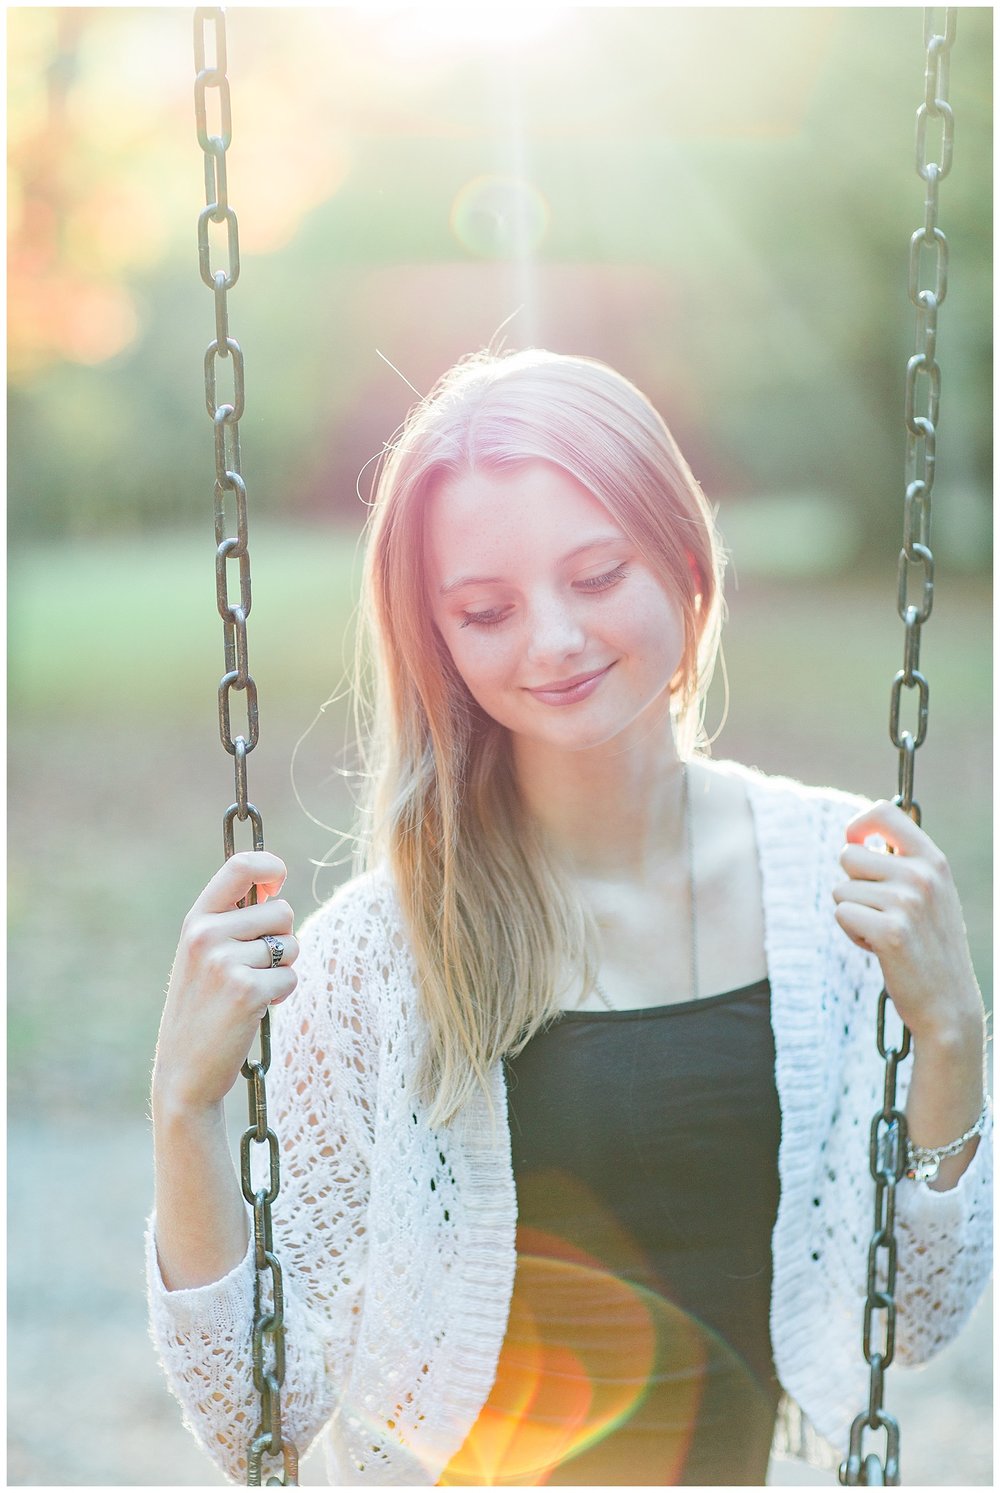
[{"left": 905, "top": 1093, "right": 992, "bottom": 1183}]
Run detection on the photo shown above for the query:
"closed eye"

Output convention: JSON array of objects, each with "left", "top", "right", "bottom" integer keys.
[
  {"left": 576, "top": 562, "right": 629, "bottom": 592},
  {"left": 458, "top": 564, "right": 630, "bottom": 629},
  {"left": 459, "top": 607, "right": 508, "bottom": 630}
]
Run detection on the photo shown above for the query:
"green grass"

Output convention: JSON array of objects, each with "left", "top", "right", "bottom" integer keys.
[{"left": 8, "top": 523, "right": 363, "bottom": 718}]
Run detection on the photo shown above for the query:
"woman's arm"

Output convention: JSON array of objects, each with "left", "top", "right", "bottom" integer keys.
[
  {"left": 906, "top": 1014, "right": 988, "bottom": 1192},
  {"left": 831, "top": 799, "right": 990, "bottom": 1193},
  {"left": 147, "top": 867, "right": 376, "bottom": 1483},
  {"left": 151, "top": 851, "right": 298, "bottom": 1290},
  {"left": 152, "top": 1097, "right": 249, "bottom": 1288}
]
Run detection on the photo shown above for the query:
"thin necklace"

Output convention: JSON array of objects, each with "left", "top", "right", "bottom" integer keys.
[{"left": 591, "top": 760, "right": 698, "bottom": 1010}]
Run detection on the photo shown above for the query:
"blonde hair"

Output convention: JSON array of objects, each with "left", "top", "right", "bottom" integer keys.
[{"left": 354, "top": 349, "right": 725, "bottom": 1125}]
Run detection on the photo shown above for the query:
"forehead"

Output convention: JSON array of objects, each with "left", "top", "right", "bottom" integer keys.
[{"left": 423, "top": 461, "right": 622, "bottom": 570}]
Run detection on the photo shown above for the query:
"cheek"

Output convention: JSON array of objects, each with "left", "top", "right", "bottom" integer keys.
[
  {"left": 619, "top": 581, "right": 685, "bottom": 659},
  {"left": 444, "top": 628, "right": 516, "bottom": 699},
  {"left": 631, "top": 610, "right": 687, "bottom": 695},
  {"left": 659, "top": 604, "right": 686, "bottom": 659}
]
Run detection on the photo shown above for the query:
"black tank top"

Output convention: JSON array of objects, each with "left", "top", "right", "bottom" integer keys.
[{"left": 440, "top": 979, "right": 783, "bottom": 1487}]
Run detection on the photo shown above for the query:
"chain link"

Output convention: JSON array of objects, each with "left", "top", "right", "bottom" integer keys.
[
  {"left": 839, "top": 10, "right": 956, "bottom": 1486},
  {"left": 193, "top": 9, "right": 297, "bottom": 1485}
]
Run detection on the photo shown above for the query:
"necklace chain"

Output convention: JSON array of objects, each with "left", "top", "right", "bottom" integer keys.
[{"left": 592, "top": 761, "right": 697, "bottom": 1011}]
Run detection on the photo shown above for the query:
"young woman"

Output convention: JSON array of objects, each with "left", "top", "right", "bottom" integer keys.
[{"left": 148, "top": 349, "right": 991, "bottom": 1486}]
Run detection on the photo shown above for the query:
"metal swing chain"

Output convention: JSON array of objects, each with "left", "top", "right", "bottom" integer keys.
[
  {"left": 839, "top": 10, "right": 956, "bottom": 1487},
  {"left": 193, "top": 10, "right": 299, "bottom": 1486}
]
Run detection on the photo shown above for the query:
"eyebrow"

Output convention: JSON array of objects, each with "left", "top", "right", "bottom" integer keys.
[{"left": 438, "top": 535, "right": 627, "bottom": 597}]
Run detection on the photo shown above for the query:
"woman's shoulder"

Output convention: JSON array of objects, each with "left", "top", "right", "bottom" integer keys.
[
  {"left": 288, "top": 863, "right": 417, "bottom": 1036},
  {"left": 698, "top": 755, "right": 875, "bottom": 818},
  {"left": 696, "top": 757, "right": 878, "bottom": 869},
  {"left": 298, "top": 861, "right": 408, "bottom": 952}
]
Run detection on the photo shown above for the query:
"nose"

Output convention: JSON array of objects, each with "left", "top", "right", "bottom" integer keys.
[{"left": 523, "top": 592, "right": 587, "bottom": 670}]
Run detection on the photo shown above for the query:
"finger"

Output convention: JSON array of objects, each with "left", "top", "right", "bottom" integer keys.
[
  {"left": 267, "top": 967, "right": 299, "bottom": 1006},
  {"left": 238, "top": 964, "right": 299, "bottom": 1009},
  {"left": 834, "top": 899, "right": 889, "bottom": 953},
  {"left": 839, "top": 844, "right": 897, "bottom": 882},
  {"left": 832, "top": 878, "right": 897, "bottom": 913},
  {"left": 844, "top": 800, "right": 929, "bottom": 856},
  {"left": 834, "top": 898, "right": 912, "bottom": 961},
  {"left": 205, "top": 900, "right": 296, "bottom": 943},
  {"left": 191, "top": 852, "right": 288, "bottom": 917},
  {"left": 244, "top": 932, "right": 300, "bottom": 971}
]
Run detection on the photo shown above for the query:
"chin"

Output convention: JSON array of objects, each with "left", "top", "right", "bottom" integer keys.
[{"left": 510, "top": 712, "right": 634, "bottom": 754}]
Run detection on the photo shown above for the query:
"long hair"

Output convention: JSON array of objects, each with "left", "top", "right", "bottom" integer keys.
[{"left": 354, "top": 349, "right": 725, "bottom": 1125}]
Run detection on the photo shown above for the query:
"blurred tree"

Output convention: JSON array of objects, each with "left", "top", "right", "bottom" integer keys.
[{"left": 7, "top": 7, "right": 991, "bottom": 568}]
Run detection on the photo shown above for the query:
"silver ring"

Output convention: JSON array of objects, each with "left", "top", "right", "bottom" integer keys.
[{"left": 261, "top": 934, "right": 284, "bottom": 969}]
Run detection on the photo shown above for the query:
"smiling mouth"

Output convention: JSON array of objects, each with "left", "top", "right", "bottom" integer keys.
[
  {"left": 525, "top": 663, "right": 614, "bottom": 697},
  {"left": 531, "top": 669, "right": 604, "bottom": 692}
]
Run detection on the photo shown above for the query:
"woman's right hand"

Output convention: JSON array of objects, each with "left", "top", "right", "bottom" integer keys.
[{"left": 152, "top": 851, "right": 300, "bottom": 1115}]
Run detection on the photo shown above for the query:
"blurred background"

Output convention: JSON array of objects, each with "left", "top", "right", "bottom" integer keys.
[{"left": 8, "top": 5, "right": 991, "bottom": 1485}]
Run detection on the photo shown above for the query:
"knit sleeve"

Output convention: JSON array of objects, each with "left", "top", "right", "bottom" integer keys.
[
  {"left": 891, "top": 1077, "right": 993, "bottom": 1364},
  {"left": 146, "top": 873, "right": 385, "bottom": 1484},
  {"left": 816, "top": 791, "right": 993, "bottom": 1374},
  {"left": 826, "top": 1013, "right": 993, "bottom": 1374}
]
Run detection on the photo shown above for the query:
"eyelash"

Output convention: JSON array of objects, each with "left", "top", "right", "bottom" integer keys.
[
  {"left": 458, "top": 563, "right": 630, "bottom": 630},
  {"left": 578, "top": 562, "right": 629, "bottom": 593}
]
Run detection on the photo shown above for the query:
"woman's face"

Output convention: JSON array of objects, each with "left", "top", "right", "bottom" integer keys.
[{"left": 423, "top": 460, "right": 686, "bottom": 754}]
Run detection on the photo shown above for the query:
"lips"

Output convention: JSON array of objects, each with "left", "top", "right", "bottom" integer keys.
[
  {"left": 531, "top": 668, "right": 611, "bottom": 689},
  {"left": 524, "top": 662, "right": 615, "bottom": 705}
]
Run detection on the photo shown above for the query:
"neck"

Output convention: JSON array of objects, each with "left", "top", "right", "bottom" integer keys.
[{"left": 511, "top": 710, "right": 687, "bottom": 884}]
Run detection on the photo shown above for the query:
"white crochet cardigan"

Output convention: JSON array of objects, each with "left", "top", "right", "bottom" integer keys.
[{"left": 146, "top": 762, "right": 993, "bottom": 1485}]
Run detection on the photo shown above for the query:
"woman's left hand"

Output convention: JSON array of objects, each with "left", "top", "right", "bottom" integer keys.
[{"left": 833, "top": 799, "right": 984, "bottom": 1045}]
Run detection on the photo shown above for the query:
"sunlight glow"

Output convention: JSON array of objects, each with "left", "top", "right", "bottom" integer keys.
[{"left": 362, "top": 4, "right": 568, "bottom": 63}]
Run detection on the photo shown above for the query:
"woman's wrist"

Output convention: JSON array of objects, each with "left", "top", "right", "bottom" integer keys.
[
  {"left": 152, "top": 1081, "right": 248, "bottom": 1290},
  {"left": 906, "top": 1094, "right": 990, "bottom": 1182},
  {"left": 151, "top": 1067, "right": 228, "bottom": 1128},
  {"left": 904, "top": 1010, "right": 988, "bottom": 1191},
  {"left": 905, "top": 977, "right": 985, "bottom": 1050}
]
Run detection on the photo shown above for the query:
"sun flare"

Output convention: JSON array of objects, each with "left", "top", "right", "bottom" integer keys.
[{"left": 362, "top": 3, "right": 568, "bottom": 62}]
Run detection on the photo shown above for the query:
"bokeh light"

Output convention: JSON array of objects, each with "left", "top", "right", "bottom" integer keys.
[{"left": 450, "top": 175, "right": 550, "bottom": 259}]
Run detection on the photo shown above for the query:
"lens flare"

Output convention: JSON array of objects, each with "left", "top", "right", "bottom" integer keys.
[
  {"left": 440, "top": 1250, "right": 681, "bottom": 1484},
  {"left": 450, "top": 175, "right": 550, "bottom": 260},
  {"left": 339, "top": 1172, "right": 775, "bottom": 1485},
  {"left": 436, "top": 1174, "right": 775, "bottom": 1485}
]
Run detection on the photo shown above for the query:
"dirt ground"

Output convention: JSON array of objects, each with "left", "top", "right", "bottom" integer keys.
[{"left": 7, "top": 1113, "right": 991, "bottom": 1487}]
